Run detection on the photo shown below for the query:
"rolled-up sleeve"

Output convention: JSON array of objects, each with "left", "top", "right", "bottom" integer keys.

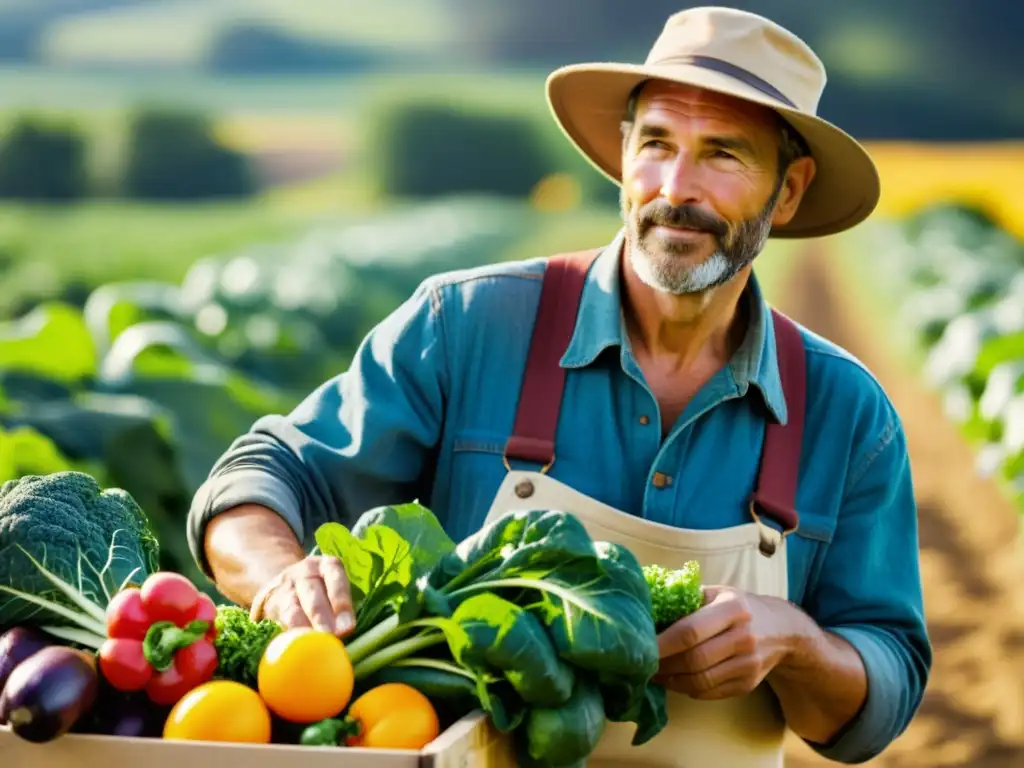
[
  {"left": 186, "top": 277, "right": 450, "bottom": 576},
  {"left": 802, "top": 411, "right": 932, "bottom": 763}
]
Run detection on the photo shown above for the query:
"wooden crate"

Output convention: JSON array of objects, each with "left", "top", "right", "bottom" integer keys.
[{"left": 0, "top": 709, "right": 516, "bottom": 767}]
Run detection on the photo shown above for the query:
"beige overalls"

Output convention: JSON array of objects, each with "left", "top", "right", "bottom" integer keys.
[{"left": 483, "top": 249, "right": 806, "bottom": 767}]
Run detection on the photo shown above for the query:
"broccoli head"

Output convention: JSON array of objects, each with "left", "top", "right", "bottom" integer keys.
[
  {"left": 0, "top": 471, "right": 161, "bottom": 632},
  {"left": 643, "top": 561, "right": 703, "bottom": 632},
  {"left": 213, "top": 605, "right": 284, "bottom": 689}
]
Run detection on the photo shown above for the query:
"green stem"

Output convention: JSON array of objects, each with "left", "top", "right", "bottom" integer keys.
[
  {"left": 352, "top": 631, "right": 446, "bottom": 680},
  {"left": 143, "top": 620, "right": 209, "bottom": 672},
  {"left": 38, "top": 625, "right": 106, "bottom": 650},
  {"left": 438, "top": 552, "right": 505, "bottom": 595},
  {"left": 0, "top": 585, "right": 107, "bottom": 637},
  {"left": 345, "top": 613, "right": 401, "bottom": 665}
]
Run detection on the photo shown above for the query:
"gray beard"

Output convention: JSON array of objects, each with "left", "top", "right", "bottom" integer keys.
[{"left": 622, "top": 184, "right": 782, "bottom": 296}]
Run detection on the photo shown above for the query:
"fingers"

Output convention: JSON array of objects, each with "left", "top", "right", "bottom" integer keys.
[
  {"left": 319, "top": 556, "right": 356, "bottom": 636},
  {"left": 294, "top": 569, "right": 339, "bottom": 634},
  {"left": 654, "top": 652, "right": 754, "bottom": 698},
  {"left": 252, "top": 556, "right": 355, "bottom": 637},
  {"left": 658, "top": 601, "right": 735, "bottom": 659},
  {"left": 658, "top": 626, "right": 754, "bottom": 677},
  {"left": 272, "top": 587, "right": 315, "bottom": 630}
]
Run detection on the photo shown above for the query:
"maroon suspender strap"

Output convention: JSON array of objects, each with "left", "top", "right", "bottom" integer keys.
[
  {"left": 748, "top": 309, "right": 805, "bottom": 535},
  {"left": 504, "top": 252, "right": 806, "bottom": 537},
  {"left": 502, "top": 249, "right": 601, "bottom": 471}
]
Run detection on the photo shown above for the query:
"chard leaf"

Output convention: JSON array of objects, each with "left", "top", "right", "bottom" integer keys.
[
  {"left": 535, "top": 559, "right": 660, "bottom": 678},
  {"left": 592, "top": 541, "right": 653, "bottom": 610},
  {"left": 315, "top": 506, "right": 452, "bottom": 634},
  {"left": 620, "top": 682, "right": 668, "bottom": 746},
  {"left": 360, "top": 525, "right": 414, "bottom": 587},
  {"left": 425, "top": 509, "right": 599, "bottom": 597},
  {"left": 517, "top": 676, "right": 606, "bottom": 768},
  {"left": 441, "top": 593, "right": 575, "bottom": 707},
  {"left": 351, "top": 502, "right": 456, "bottom": 576},
  {"left": 419, "top": 509, "right": 668, "bottom": 751},
  {"left": 314, "top": 523, "right": 374, "bottom": 598},
  {"left": 315, "top": 523, "right": 412, "bottom": 631}
]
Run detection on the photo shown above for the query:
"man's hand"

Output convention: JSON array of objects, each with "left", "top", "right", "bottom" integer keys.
[
  {"left": 204, "top": 504, "right": 356, "bottom": 637},
  {"left": 654, "top": 585, "right": 806, "bottom": 700},
  {"left": 249, "top": 555, "right": 355, "bottom": 637}
]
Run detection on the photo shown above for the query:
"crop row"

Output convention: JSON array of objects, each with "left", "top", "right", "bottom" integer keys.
[
  {"left": 871, "top": 203, "right": 1024, "bottom": 511},
  {"left": 0, "top": 196, "right": 545, "bottom": 590}
]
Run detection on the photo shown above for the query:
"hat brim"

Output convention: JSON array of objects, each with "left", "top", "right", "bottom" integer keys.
[{"left": 546, "top": 62, "right": 881, "bottom": 239}]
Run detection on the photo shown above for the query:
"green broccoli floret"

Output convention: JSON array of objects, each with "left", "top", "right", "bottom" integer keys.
[
  {"left": 213, "top": 605, "right": 284, "bottom": 689},
  {"left": 0, "top": 471, "right": 161, "bottom": 636},
  {"left": 643, "top": 561, "right": 703, "bottom": 632}
]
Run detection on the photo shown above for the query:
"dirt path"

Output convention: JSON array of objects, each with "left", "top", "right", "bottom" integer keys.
[{"left": 775, "top": 244, "right": 1024, "bottom": 767}]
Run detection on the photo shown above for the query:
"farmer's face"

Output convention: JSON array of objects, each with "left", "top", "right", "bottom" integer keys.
[{"left": 620, "top": 81, "right": 813, "bottom": 295}]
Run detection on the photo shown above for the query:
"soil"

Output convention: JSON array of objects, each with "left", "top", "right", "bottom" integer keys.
[{"left": 775, "top": 244, "right": 1024, "bottom": 767}]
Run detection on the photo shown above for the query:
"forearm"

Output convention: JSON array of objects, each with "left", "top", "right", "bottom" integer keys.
[
  {"left": 203, "top": 504, "right": 306, "bottom": 608},
  {"left": 767, "top": 611, "right": 868, "bottom": 745}
]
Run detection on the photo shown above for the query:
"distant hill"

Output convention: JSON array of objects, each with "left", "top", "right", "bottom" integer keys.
[{"left": 0, "top": 0, "right": 1019, "bottom": 140}]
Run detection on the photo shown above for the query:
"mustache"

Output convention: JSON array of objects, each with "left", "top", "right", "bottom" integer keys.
[{"left": 640, "top": 203, "right": 729, "bottom": 238}]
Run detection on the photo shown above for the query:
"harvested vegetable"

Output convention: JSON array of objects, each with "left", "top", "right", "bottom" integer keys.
[
  {"left": 78, "top": 689, "right": 165, "bottom": 738},
  {"left": 347, "top": 682, "right": 440, "bottom": 749},
  {"left": 0, "top": 646, "right": 99, "bottom": 743},
  {"left": 97, "top": 572, "right": 218, "bottom": 707},
  {"left": 258, "top": 627, "right": 354, "bottom": 723},
  {"left": 0, "top": 627, "right": 56, "bottom": 698},
  {"left": 643, "top": 561, "right": 704, "bottom": 632},
  {"left": 0, "top": 471, "right": 160, "bottom": 649},
  {"left": 313, "top": 504, "right": 687, "bottom": 767},
  {"left": 211, "top": 605, "right": 283, "bottom": 689},
  {"left": 300, "top": 682, "right": 440, "bottom": 749},
  {"left": 163, "top": 679, "right": 272, "bottom": 743}
]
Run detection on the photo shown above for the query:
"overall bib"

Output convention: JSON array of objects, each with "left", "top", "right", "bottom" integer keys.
[{"left": 483, "top": 250, "right": 806, "bottom": 767}]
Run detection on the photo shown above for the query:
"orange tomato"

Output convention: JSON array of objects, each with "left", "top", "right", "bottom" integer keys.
[
  {"left": 346, "top": 682, "right": 440, "bottom": 750},
  {"left": 257, "top": 627, "right": 354, "bottom": 723},
  {"left": 163, "top": 680, "right": 272, "bottom": 743}
]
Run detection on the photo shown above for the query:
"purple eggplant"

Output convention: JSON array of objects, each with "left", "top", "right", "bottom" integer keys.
[
  {"left": 81, "top": 690, "right": 167, "bottom": 739},
  {"left": 0, "top": 646, "right": 98, "bottom": 743},
  {"left": 0, "top": 627, "right": 56, "bottom": 704}
]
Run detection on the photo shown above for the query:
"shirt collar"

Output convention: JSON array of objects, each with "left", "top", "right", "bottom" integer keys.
[{"left": 560, "top": 229, "right": 788, "bottom": 425}]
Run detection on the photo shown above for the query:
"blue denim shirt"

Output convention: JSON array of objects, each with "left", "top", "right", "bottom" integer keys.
[{"left": 188, "top": 230, "right": 931, "bottom": 764}]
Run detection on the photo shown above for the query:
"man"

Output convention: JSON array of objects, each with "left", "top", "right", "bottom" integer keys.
[{"left": 187, "top": 7, "right": 930, "bottom": 766}]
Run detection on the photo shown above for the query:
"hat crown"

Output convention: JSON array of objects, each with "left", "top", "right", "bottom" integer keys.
[{"left": 646, "top": 7, "right": 826, "bottom": 115}]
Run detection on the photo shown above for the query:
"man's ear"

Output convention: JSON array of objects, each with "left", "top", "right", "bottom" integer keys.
[{"left": 771, "top": 156, "right": 816, "bottom": 228}]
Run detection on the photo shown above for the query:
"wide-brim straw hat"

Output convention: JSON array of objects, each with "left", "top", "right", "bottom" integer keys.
[{"left": 546, "top": 7, "right": 881, "bottom": 239}]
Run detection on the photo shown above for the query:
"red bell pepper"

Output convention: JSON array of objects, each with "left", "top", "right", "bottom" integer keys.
[{"left": 98, "top": 572, "right": 219, "bottom": 706}]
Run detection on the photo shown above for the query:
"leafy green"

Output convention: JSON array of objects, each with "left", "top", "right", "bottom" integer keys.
[
  {"left": 212, "top": 605, "right": 284, "bottom": 689},
  {"left": 442, "top": 593, "right": 575, "bottom": 707},
  {"left": 316, "top": 505, "right": 670, "bottom": 767},
  {"left": 315, "top": 501, "right": 455, "bottom": 633},
  {"left": 519, "top": 677, "right": 606, "bottom": 768},
  {"left": 644, "top": 561, "right": 704, "bottom": 632},
  {"left": 0, "top": 471, "right": 160, "bottom": 640}
]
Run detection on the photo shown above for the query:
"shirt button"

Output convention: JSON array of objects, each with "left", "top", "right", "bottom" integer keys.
[
  {"left": 652, "top": 472, "right": 672, "bottom": 488},
  {"left": 639, "top": 415, "right": 650, "bottom": 425}
]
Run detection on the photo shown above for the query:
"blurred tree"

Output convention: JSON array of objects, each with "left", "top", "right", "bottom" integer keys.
[
  {"left": 368, "top": 100, "right": 555, "bottom": 199},
  {"left": 0, "top": 117, "right": 89, "bottom": 201},
  {"left": 367, "top": 96, "right": 621, "bottom": 206},
  {"left": 120, "top": 108, "right": 258, "bottom": 200}
]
